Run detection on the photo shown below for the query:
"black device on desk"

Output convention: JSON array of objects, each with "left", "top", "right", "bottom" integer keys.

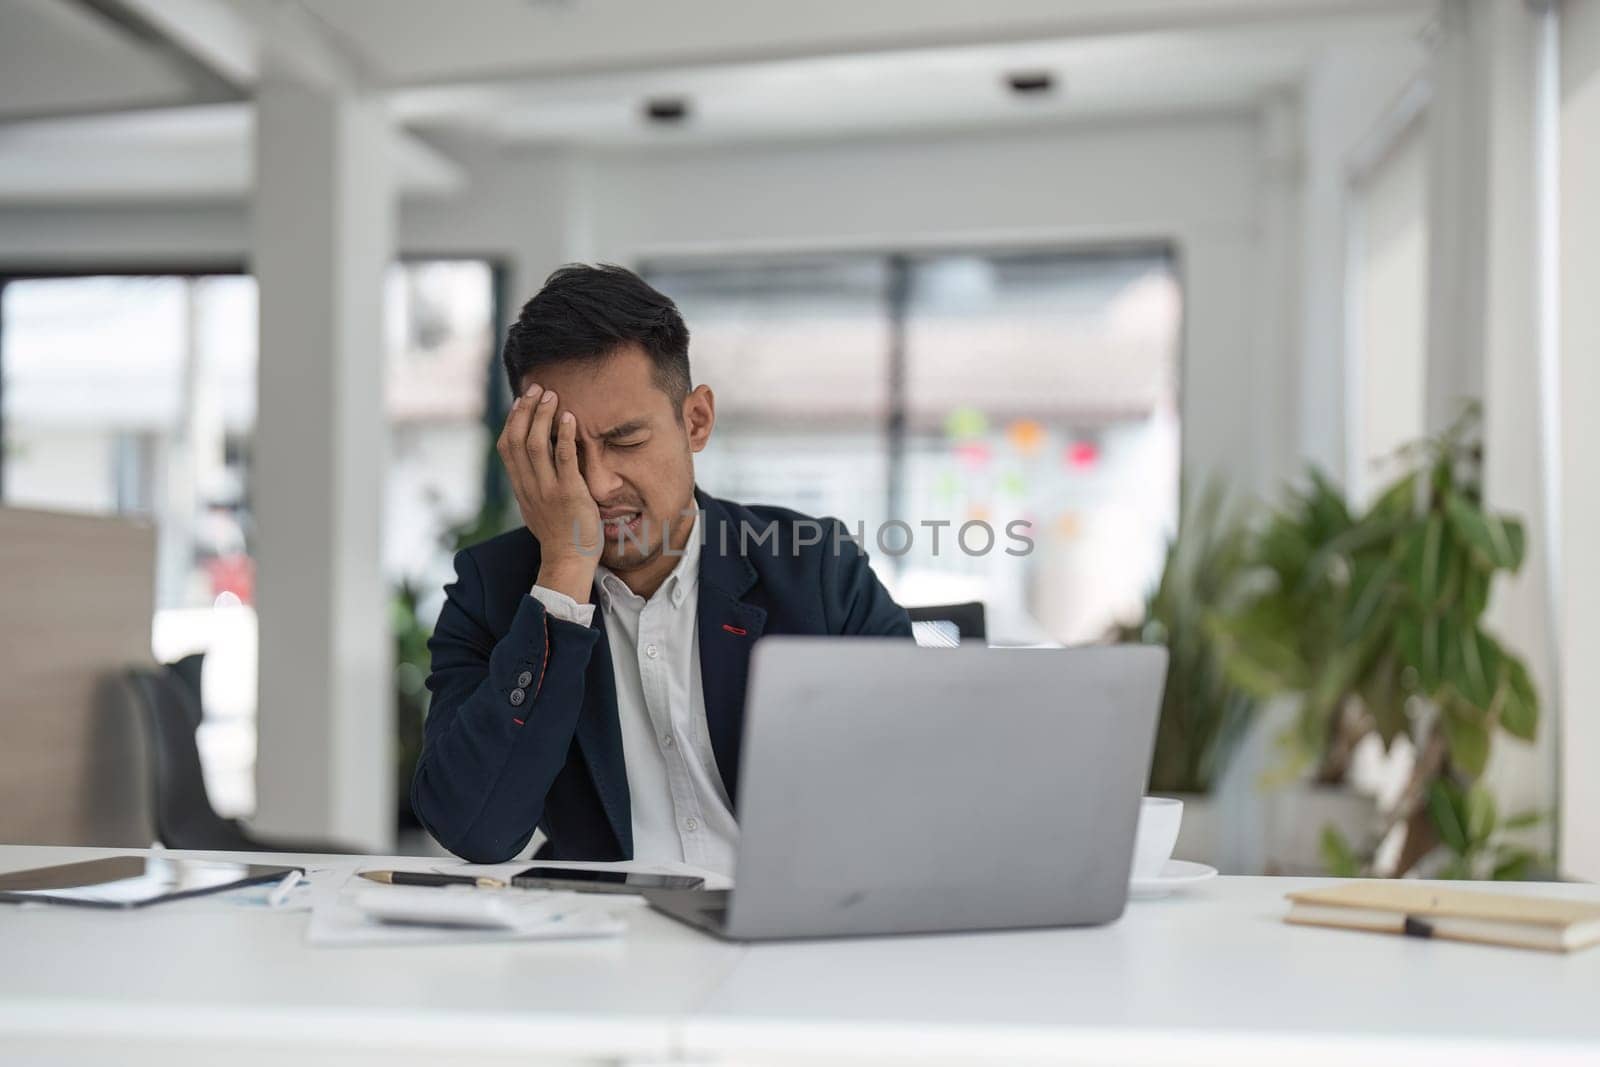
[
  {"left": 512, "top": 866, "right": 705, "bottom": 894},
  {"left": 0, "top": 855, "right": 300, "bottom": 909}
]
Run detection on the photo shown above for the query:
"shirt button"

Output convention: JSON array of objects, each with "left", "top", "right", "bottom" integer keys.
[
  {"left": 684, "top": 817, "right": 699, "bottom": 832},
  {"left": 662, "top": 734, "right": 675, "bottom": 748},
  {"left": 645, "top": 644, "right": 659, "bottom": 659},
  {"left": 509, "top": 688, "right": 526, "bottom": 707},
  {"left": 516, "top": 670, "right": 533, "bottom": 688}
]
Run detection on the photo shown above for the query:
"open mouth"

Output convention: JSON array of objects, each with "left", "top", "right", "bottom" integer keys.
[{"left": 600, "top": 511, "right": 644, "bottom": 540}]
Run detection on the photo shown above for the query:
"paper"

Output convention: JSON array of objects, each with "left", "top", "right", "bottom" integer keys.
[{"left": 304, "top": 868, "right": 624, "bottom": 947}]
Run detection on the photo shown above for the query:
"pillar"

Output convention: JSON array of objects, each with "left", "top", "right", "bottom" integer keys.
[{"left": 251, "top": 76, "right": 395, "bottom": 850}]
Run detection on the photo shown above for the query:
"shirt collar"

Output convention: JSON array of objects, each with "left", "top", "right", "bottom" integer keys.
[{"left": 596, "top": 511, "right": 702, "bottom": 611}]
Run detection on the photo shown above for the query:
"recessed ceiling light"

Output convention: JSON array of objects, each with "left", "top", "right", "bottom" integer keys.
[
  {"left": 644, "top": 97, "right": 690, "bottom": 124},
  {"left": 1006, "top": 71, "right": 1056, "bottom": 96}
]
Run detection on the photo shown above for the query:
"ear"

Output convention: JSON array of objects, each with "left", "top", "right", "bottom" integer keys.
[{"left": 682, "top": 385, "right": 715, "bottom": 453}]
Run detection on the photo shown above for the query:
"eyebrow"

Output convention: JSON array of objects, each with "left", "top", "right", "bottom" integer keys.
[{"left": 594, "top": 419, "right": 650, "bottom": 441}]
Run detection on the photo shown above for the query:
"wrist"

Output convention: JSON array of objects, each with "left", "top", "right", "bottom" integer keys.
[{"left": 537, "top": 558, "right": 596, "bottom": 603}]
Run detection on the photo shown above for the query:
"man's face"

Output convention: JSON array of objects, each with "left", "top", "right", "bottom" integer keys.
[{"left": 521, "top": 344, "right": 713, "bottom": 573}]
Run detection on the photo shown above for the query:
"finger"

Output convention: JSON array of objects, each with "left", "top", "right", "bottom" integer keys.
[
  {"left": 525, "top": 388, "right": 559, "bottom": 485},
  {"left": 499, "top": 390, "right": 539, "bottom": 492},
  {"left": 554, "top": 410, "right": 584, "bottom": 490}
]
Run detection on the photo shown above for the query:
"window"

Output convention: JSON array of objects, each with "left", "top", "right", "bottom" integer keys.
[
  {"left": 0, "top": 261, "right": 500, "bottom": 817},
  {"left": 644, "top": 257, "right": 893, "bottom": 538},
  {"left": 645, "top": 247, "right": 1182, "bottom": 645}
]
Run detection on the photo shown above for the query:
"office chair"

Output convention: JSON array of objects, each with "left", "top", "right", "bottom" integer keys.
[
  {"left": 123, "top": 666, "right": 359, "bottom": 854},
  {"left": 905, "top": 601, "right": 987, "bottom": 645},
  {"left": 165, "top": 652, "right": 206, "bottom": 730}
]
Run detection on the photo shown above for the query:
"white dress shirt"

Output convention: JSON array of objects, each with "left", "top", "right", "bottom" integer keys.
[{"left": 529, "top": 515, "right": 739, "bottom": 877}]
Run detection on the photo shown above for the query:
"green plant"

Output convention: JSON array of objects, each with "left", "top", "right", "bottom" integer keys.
[
  {"left": 1117, "top": 482, "right": 1259, "bottom": 795},
  {"left": 1420, "top": 779, "right": 1549, "bottom": 880},
  {"left": 1214, "top": 404, "right": 1545, "bottom": 878},
  {"left": 392, "top": 580, "right": 432, "bottom": 828},
  {"left": 1206, "top": 468, "right": 1370, "bottom": 786}
]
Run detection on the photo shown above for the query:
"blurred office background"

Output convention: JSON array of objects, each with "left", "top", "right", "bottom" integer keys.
[{"left": 0, "top": 0, "right": 1594, "bottom": 879}]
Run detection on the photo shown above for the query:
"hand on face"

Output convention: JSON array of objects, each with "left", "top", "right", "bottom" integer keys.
[
  {"left": 497, "top": 383, "right": 601, "bottom": 602},
  {"left": 498, "top": 345, "right": 716, "bottom": 601}
]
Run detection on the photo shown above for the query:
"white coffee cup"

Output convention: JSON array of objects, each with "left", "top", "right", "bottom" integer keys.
[{"left": 1130, "top": 796, "right": 1184, "bottom": 880}]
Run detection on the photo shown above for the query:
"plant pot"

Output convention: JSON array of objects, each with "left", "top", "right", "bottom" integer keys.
[{"left": 1264, "top": 783, "right": 1379, "bottom": 876}]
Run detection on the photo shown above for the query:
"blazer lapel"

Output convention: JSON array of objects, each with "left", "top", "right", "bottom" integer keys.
[
  {"left": 695, "top": 490, "right": 767, "bottom": 810},
  {"left": 573, "top": 607, "right": 633, "bottom": 858}
]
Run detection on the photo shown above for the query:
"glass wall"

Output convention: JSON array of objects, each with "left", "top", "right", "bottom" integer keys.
[
  {"left": 644, "top": 257, "right": 893, "bottom": 543},
  {"left": 0, "top": 262, "right": 499, "bottom": 817},
  {"left": 646, "top": 247, "right": 1182, "bottom": 645}
]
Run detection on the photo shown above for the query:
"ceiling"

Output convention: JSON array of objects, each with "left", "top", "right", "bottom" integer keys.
[
  {"left": 0, "top": 0, "right": 206, "bottom": 121},
  {"left": 303, "top": 0, "right": 1429, "bottom": 87},
  {"left": 391, "top": 17, "right": 1419, "bottom": 149},
  {"left": 0, "top": 0, "right": 1433, "bottom": 201}
]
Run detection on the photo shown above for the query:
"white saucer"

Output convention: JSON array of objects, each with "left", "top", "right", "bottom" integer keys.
[{"left": 1128, "top": 859, "right": 1218, "bottom": 900}]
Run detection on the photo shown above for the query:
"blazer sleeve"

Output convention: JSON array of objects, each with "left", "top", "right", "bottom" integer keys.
[
  {"left": 819, "top": 517, "right": 913, "bottom": 637},
  {"left": 411, "top": 547, "right": 600, "bottom": 863}
]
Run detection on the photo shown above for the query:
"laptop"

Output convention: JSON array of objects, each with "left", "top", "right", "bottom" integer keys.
[{"left": 644, "top": 637, "right": 1167, "bottom": 940}]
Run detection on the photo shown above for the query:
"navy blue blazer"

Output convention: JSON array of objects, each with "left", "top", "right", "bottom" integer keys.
[{"left": 413, "top": 489, "right": 913, "bottom": 863}]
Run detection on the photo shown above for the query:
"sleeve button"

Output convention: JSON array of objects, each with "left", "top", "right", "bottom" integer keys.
[
  {"left": 516, "top": 670, "right": 534, "bottom": 688},
  {"left": 509, "top": 688, "right": 526, "bottom": 707}
]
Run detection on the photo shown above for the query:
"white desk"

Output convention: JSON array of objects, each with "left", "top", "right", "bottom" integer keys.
[
  {"left": 2, "top": 845, "right": 1597, "bottom": 1067},
  {"left": 0, "top": 844, "right": 740, "bottom": 1067}
]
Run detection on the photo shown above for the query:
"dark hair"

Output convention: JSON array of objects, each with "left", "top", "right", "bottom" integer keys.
[{"left": 502, "top": 263, "right": 691, "bottom": 405}]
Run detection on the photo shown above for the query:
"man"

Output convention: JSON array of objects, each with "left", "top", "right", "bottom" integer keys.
[{"left": 413, "top": 264, "right": 911, "bottom": 871}]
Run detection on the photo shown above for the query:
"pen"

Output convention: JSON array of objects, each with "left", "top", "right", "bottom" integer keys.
[{"left": 358, "top": 870, "right": 506, "bottom": 889}]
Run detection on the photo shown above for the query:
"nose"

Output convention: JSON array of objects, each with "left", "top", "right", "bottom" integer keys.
[{"left": 579, "top": 441, "right": 625, "bottom": 502}]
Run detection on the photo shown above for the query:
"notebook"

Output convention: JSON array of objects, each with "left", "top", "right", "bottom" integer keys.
[{"left": 1285, "top": 881, "right": 1600, "bottom": 953}]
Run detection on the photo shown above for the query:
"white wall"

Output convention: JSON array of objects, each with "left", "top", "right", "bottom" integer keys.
[
  {"left": 1406, "top": 0, "right": 1563, "bottom": 867},
  {"left": 1559, "top": 0, "right": 1600, "bottom": 881},
  {"left": 1347, "top": 118, "right": 1428, "bottom": 504},
  {"left": 0, "top": 202, "right": 246, "bottom": 268},
  {"left": 1296, "top": 38, "right": 1428, "bottom": 481},
  {"left": 402, "top": 142, "right": 586, "bottom": 315}
]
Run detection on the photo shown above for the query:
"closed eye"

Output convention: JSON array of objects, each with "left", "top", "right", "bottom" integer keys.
[{"left": 610, "top": 438, "right": 648, "bottom": 450}]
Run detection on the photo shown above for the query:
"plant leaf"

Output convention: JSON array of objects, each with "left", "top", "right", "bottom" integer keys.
[
  {"left": 1465, "top": 784, "right": 1497, "bottom": 845},
  {"left": 1360, "top": 657, "right": 1409, "bottom": 745},
  {"left": 1492, "top": 851, "right": 1535, "bottom": 881},
  {"left": 1428, "top": 779, "right": 1470, "bottom": 854},
  {"left": 1320, "top": 825, "right": 1362, "bottom": 877},
  {"left": 1459, "top": 559, "right": 1491, "bottom": 621},
  {"left": 1394, "top": 612, "right": 1446, "bottom": 693},
  {"left": 1402, "top": 514, "right": 1451, "bottom": 610},
  {"left": 1502, "top": 808, "right": 1546, "bottom": 831},
  {"left": 1441, "top": 706, "right": 1490, "bottom": 777},
  {"left": 1445, "top": 491, "right": 1526, "bottom": 572},
  {"left": 1500, "top": 656, "right": 1539, "bottom": 741},
  {"left": 1342, "top": 556, "right": 1397, "bottom": 646},
  {"left": 1450, "top": 627, "right": 1500, "bottom": 712},
  {"left": 1367, "top": 471, "right": 1419, "bottom": 522}
]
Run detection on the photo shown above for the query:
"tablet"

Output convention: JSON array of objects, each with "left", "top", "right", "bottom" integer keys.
[
  {"left": 511, "top": 866, "right": 705, "bottom": 894},
  {"left": 0, "top": 855, "right": 300, "bottom": 909}
]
